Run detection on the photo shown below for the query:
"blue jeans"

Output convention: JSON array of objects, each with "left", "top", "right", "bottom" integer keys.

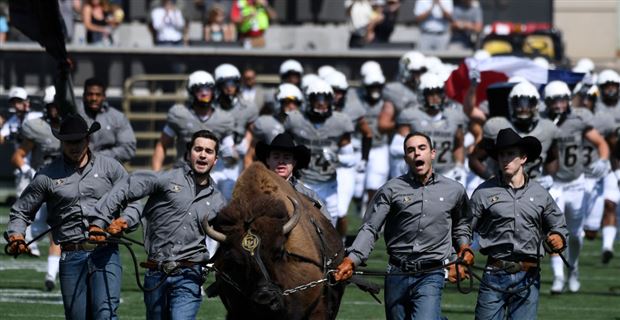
[
  {"left": 384, "top": 265, "right": 445, "bottom": 320},
  {"left": 475, "top": 269, "right": 540, "bottom": 320},
  {"left": 144, "top": 265, "right": 204, "bottom": 320},
  {"left": 59, "top": 244, "right": 122, "bottom": 320}
]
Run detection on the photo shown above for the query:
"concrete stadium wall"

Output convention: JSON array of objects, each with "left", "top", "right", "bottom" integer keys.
[{"left": 554, "top": 0, "right": 618, "bottom": 60}]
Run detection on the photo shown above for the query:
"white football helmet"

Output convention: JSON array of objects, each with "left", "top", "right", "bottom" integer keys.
[
  {"left": 276, "top": 83, "right": 303, "bottom": 102},
  {"left": 187, "top": 70, "right": 215, "bottom": 90},
  {"left": 360, "top": 61, "right": 383, "bottom": 78},
  {"left": 572, "top": 58, "right": 595, "bottom": 74},
  {"left": 508, "top": 81, "right": 540, "bottom": 129},
  {"left": 301, "top": 74, "right": 321, "bottom": 93},
  {"left": 544, "top": 81, "right": 571, "bottom": 99},
  {"left": 597, "top": 69, "right": 620, "bottom": 86},
  {"left": 398, "top": 51, "right": 426, "bottom": 83},
  {"left": 279, "top": 59, "right": 303, "bottom": 76},
  {"left": 214, "top": 63, "right": 241, "bottom": 82},
  {"left": 419, "top": 73, "right": 444, "bottom": 91},
  {"left": 306, "top": 79, "right": 334, "bottom": 97},
  {"left": 363, "top": 72, "right": 386, "bottom": 86},
  {"left": 324, "top": 71, "right": 348, "bottom": 91},
  {"left": 318, "top": 65, "right": 337, "bottom": 79}
]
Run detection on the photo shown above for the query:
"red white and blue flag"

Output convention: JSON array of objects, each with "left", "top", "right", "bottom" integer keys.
[{"left": 445, "top": 56, "right": 585, "bottom": 104}]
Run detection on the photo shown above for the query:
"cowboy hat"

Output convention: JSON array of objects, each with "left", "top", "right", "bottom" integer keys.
[
  {"left": 488, "top": 128, "right": 541, "bottom": 163},
  {"left": 256, "top": 133, "right": 311, "bottom": 170},
  {"left": 52, "top": 113, "right": 101, "bottom": 141}
]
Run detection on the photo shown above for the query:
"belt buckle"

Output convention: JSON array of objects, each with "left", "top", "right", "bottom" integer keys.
[
  {"left": 81, "top": 242, "right": 97, "bottom": 251},
  {"left": 501, "top": 260, "right": 522, "bottom": 274},
  {"left": 404, "top": 260, "right": 419, "bottom": 272},
  {"left": 162, "top": 261, "right": 180, "bottom": 275}
]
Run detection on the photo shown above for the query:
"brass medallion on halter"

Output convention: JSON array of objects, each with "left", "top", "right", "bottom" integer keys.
[{"left": 241, "top": 229, "right": 260, "bottom": 256}]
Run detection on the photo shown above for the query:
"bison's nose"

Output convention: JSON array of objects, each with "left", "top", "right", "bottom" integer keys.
[{"left": 252, "top": 285, "right": 284, "bottom": 311}]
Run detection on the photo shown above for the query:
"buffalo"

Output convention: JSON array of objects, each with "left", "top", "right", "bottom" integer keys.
[{"left": 204, "top": 162, "right": 346, "bottom": 320}]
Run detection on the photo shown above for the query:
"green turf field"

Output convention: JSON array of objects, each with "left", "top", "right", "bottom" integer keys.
[{"left": 2, "top": 205, "right": 620, "bottom": 319}]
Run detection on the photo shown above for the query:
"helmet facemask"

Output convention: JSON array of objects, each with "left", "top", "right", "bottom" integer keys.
[
  {"left": 545, "top": 95, "right": 571, "bottom": 122},
  {"left": 306, "top": 93, "right": 333, "bottom": 123},
  {"left": 422, "top": 87, "right": 445, "bottom": 115},
  {"left": 333, "top": 89, "right": 347, "bottom": 110},
  {"left": 281, "top": 71, "right": 302, "bottom": 87},
  {"left": 404, "top": 67, "right": 426, "bottom": 89},
  {"left": 509, "top": 96, "right": 538, "bottom": 131},
  {"left": 364, "top": 83, "right": 384, "bottom": 103},
  {"left": 278, "top": 97, "right": 301, "bottom": 117},
  {"left": 601, "top": 82, "right": 620, "bottom": 106},
  {"left": 189, "top": 84, "right": 214, "bottom": 108},
  {"left": 217, "top": 78, "right": 240, "bottom": 109}
]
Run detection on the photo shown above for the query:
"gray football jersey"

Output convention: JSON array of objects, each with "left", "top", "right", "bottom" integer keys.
[
  {"left": 166, "top": 104, "right": 235, "bottom": 160},
  {"left": 353, "top": 88, "right": 388, "bottom": 147},
  {"left": 596, "top": 100, "right": 620, "bottom": 137},
  {"left": 443, "top": 100, "right": 469, "bottom": 129},
  {"left": 20, "top": 118, "right": 61, "bottom": 170},
  {"left": 397, "top": 108, "right": 462, "bottom": 173},
  {"left": 549, "top": 108, "right": 594, "bottom": 182},
  {"left": 339, "top": 92, "right": 367, "bottom": 126},
  {"left": 252, "top": 115, "right": 285, "bottom": 144},
  {"left": 483, "top": 117, "right": 559, "bottom": 178},
  {"left": 583, "top": 109, "right": 614, "bottom": 172},
  {"left": 217, "top": 98, "right": 259, "bottom": 141},
  {"left": 383, "top": 81, "right": 419, "bottom": 115},
  {"left": 284, "top": 110, "right": 354, "bottom": 183}
]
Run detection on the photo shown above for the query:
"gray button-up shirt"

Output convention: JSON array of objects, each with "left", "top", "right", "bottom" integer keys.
[
  {"left": 78, "top": 102, "right": 137, "bottom": 162},
  {"left": 95, "top": 164, "right": 227, "bottom": 263},
  {"left": 8, "top": 153, "right": 141, "bottom": 244},
  {"left": 470, "top": 176, "right": 568, "bottom": 261},
  {"left": 290, "top": 176, "right": 331, "bottom": 221},
  {"left": 348, "top": 172, "right": 471, "bottom": 266}
]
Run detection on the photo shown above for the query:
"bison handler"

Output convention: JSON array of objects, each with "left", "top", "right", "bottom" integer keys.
[
  {"left": 334, "top": 131, "right": 473, "bottom": 320},
  {"left": 6, "top": 114, "right": 142, "bottom": 319},
  {"left": 95, "top": 129, "right": 227, "bottom": 319},
  {"left": 470, "top": 128, "right": 568, "bottom": 319},
  {"left": 255, "top": 132, "right": 331, "bottom": 221}
]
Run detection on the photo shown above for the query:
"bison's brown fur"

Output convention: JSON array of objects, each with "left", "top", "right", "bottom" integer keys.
[{"left": 212, "top": 162, "right": 345, "bottom": 320}]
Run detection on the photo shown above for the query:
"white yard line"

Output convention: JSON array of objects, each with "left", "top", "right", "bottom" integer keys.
[
  {"left": 0, "top": 260, "right": 48, "bottom": 272},
  {"left": 341, "top": 301, "right": 620, "bottom": 312},
  {"left": 0, "top": 289, "right": 63, "bottom": 305},
  {"left": 2, "top": 314, "right": 64, "bottom": 319}
]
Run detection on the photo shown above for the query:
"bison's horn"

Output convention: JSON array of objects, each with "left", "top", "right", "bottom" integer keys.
[
  {"left": 282, "top": 196, "right": 301, "bottom": 235},
  {"left": 202, "top": 218, "right": 227, "bottom": 242}
]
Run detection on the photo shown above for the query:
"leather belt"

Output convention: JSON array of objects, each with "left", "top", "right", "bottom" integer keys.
[
  {"left": 389, "top": 256, "right": 444, "bottom": 272},
  {"left": 140, "top": 259, "right": 201, "bottom": 273},
  {"left": 61, "top": 242, "right": 106, "bottom": 252},
  {"left": 487, "top": 256, "right": 538, "bottom": 273}
]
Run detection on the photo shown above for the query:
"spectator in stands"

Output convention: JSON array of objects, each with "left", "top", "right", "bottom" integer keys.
[
  {"left": 373, "top": 0, "right": 401, "bottom": 43},
  {"left": 346, "top": 0, "right": 384, "bottom": 48},
  {"left": 150, "top": 0, "right": 187, "bottom": 46},
  {"left": 241, "top": 68, "right": 267, "bottom": 111},
  {"left": 414, "top": 0, "right": 453, "bottom": 51},
  {"left": 82, "top": 0, "right": 119, "bottom": 46},
  {"left": 59, "top": 0, "right": 82, "bottom": 42},
  {"left": 450, "top": 0, "right": 483, "bottom": 50},
  {"left": 204, "top": 4, "right": 235, "bottom": 42},
  {"left": 231, "top": 0, "right": 277, "bottom": 48},
  {"left": 0, "top": 2, "right": 8, "bottom": 45}
]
